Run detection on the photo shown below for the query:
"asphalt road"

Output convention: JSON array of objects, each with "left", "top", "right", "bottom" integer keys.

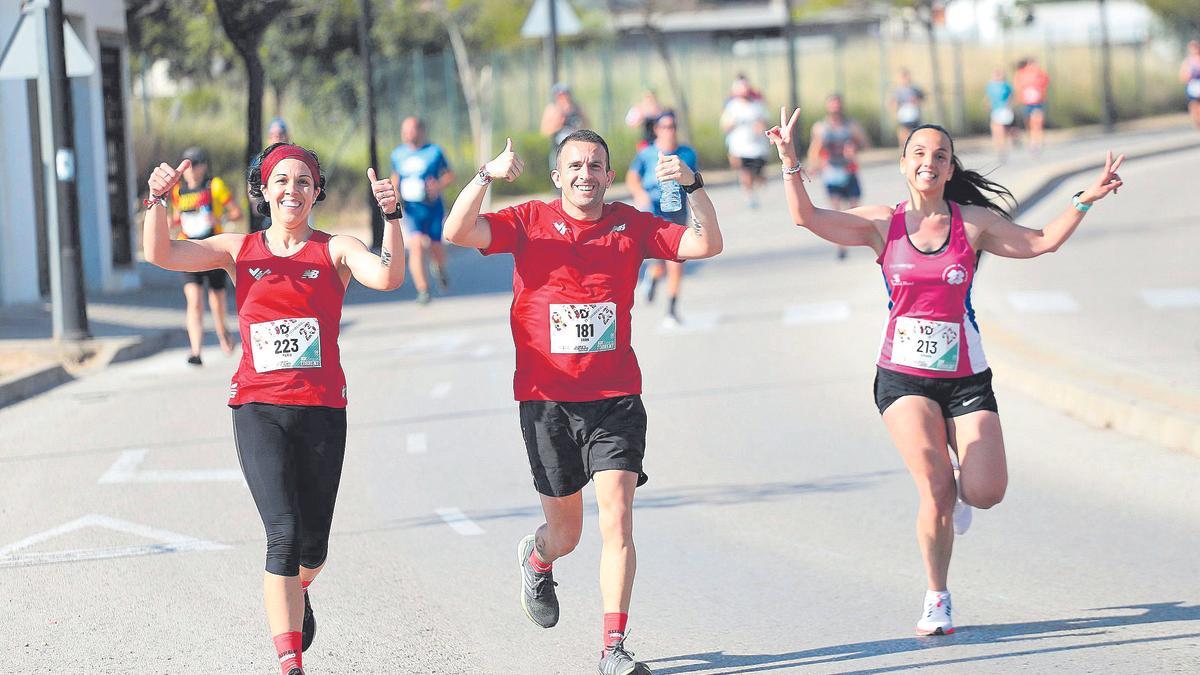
[{"left": 2, "top": 128, "right": 1198, "bottom": 674}]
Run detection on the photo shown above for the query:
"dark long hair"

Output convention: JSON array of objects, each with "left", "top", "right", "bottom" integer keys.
[
  {"left": 246, "top": 142, "right": 327, "bottom": 217},
  {"left": 903, "top": 124, "right": 1015, "bottom": 219}
]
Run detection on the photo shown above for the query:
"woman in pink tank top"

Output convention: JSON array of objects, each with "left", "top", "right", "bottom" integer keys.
[
  {"left": 767, "top": 109, "right": 1125, "bottom": 637},
  {"left": 142, "top": 143, "right": 407, "bottom": 675}
]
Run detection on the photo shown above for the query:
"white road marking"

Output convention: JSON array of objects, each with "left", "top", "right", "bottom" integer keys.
[
  {"left": 430, "top": 382, "right": 453, "bottom": 399},
  {"left": 783, "top": 301, "right": 851, "bottom": 325},
  {"left": 435, "top": 508, "right": 484, "bottom": 536},
  {"left": 406, "top": 432, "right": 428, "bottom": 454},
  {"left": 0, "top": 514, "right": 228, "bottom": 569},
  {"left": 1140, "top": 287, "right": 1200, "bottom": 309},
  {"left": 98, "top": 449, "right": 243, "bottom": 484},
  {"left": 656, "top": 310, "right": 720, "bottom": 334},
  {"left": 1006, "top": 291, "right": 1080, "bottom": 313}
]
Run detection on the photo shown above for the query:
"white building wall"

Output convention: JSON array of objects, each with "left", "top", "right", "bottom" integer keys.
[{"left": 0, "top": 0, "right": 134, "bottom": 307}]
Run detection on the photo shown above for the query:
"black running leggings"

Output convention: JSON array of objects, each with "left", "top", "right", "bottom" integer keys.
[{"left": 232, "top": 403, "right": 347, "bottom": 577}]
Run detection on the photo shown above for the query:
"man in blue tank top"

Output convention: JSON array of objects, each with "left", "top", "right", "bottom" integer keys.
[{"left": 390, "top": 117, "right": 455, "bottom": 304}]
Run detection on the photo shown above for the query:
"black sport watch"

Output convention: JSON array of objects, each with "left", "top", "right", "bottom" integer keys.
[{"left": 681, "top": 171, "right": 704, "bottom": 194}]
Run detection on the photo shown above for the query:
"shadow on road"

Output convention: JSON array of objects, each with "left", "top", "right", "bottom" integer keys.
[
  {"left": 647, "top": 601, "right": 1200, "bottom": 674},
  {"left": 382, "top": 470, "right": 897, "bottom": 531}
]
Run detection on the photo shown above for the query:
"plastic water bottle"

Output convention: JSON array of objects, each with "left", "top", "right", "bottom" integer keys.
[{"left": 659, "top": 178, "right": 682, "bottom": 213}]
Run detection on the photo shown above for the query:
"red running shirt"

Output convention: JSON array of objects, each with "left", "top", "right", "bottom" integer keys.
[
  {"left": 229, "top": 231, "right": 348, "bottom": 407},
  {"left": 483, "top": 199, "right": 686, "bottom": 401}
]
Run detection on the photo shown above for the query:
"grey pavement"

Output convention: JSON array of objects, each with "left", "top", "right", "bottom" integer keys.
[{"left": 1, "top": 125, "right": 1199, "bottom": 673}]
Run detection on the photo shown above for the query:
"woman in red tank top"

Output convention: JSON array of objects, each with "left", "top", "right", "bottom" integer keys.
[
  {"left": 142, "top": 143, "right": 406, "bottom": 675},
  {"left": 767, "top": 109, "right": 1125, "bottom": 636}
]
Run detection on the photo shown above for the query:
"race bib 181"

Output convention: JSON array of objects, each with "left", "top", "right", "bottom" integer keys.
[
  {"left": 250, "top": 317, "right": 322, "bottom": 373},
  {"left": 549, "top": 303, "right": 617, "bottom": 354},
  {"left": 891, "top": 316, "right": 960, "bottom": 372}
]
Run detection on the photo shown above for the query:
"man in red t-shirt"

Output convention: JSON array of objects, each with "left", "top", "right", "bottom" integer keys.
[{"left": 444, "top": 129, "right": 723, "bottom": 674}]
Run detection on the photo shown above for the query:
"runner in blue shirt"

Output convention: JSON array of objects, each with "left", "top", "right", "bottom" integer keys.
[
  {"left": 985, "top": 69, "right": 1016, "bottom": 161},
  {"left": 625, "top": 111, "right": 699, "bottom": 327},
  {"left": 390, "top": 117, "right": 455, "bottom": 304}
]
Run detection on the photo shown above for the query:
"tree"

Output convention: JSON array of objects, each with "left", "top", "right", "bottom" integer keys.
[
  {"left": 606, "top": 0, "right": 692, "bottom": 139},
  {"left": 212, "top": 1, "right": 291, "bottom": 168},
  {"left": 126, "top": 0, "right": 235, "bottom": 82},
  {"left": 1143, "top": 0, "right": 1200, "bottom": 37},
  {"left": 425, "top": 1, "right": 524, "bottom": 168},
  {"left": 896, "top": 0, "right": 950, "bottom": 125}
]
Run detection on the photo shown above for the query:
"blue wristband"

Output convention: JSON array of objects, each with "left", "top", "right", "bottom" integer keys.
[{"left": 1072, "top": 191, "right": 1092, "bottom": 213}]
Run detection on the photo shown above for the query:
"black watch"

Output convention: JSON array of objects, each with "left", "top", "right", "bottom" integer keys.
[
  {"left": 381, "top": 205, "right": 403, "bottom": 221},
  {"left": 681, "top": 171, "right": 704, "bottom": 194}
]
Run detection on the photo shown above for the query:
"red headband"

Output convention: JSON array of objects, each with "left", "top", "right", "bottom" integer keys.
[{"left": 260, "top": 145, "right": 321, "bottom": 186}]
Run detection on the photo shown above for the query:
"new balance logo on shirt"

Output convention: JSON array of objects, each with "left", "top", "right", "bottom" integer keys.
[
  {"left": 301, "top": 269, "right": 320, "bottom": 279},
  {"left": 249, "top": 267, "right": 271, "bottom": 280},
  {"left": 553, "top": 221, "right": 568, "bottom": 235},
  {"left": 611, "top": 223, "right": 626, "bottom": 233}
]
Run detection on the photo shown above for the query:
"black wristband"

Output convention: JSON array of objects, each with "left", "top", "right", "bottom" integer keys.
[
  {"left": 682, "top": 171, "right": 704, "bottom": 194},
  {"left": 381, "top": 205, "right": 403, "bottom": 221}
]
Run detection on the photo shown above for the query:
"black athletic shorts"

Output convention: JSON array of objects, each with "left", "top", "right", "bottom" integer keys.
[
  {"left": 182, "top": 268, "right": 228, "bottom": 290},
  {"left": 519, "top": 395, "right": 648, "bottom": 497},
  {"left": 736, "top": 156, "right": 766, "bottom": 175},
  {"left": 873, "top": 366, "right": 999, "bottom": 418}
]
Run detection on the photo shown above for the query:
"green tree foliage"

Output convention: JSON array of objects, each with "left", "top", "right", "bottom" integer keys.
[
  {"left": 1143, "top": 0, "right": 1200, "bottom": 37},
  {"left": 125, "top": 0, "right": 235, "bottom": 80}
]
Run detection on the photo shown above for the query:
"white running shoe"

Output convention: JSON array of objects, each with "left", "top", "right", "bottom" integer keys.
[
  {"left": 916, "top": 590, "right": 954, "bottom": 636},
  {"left": 949, "top": 452, "right": 971, "bottom": 535},
  {"left": 953, "top": 494, "right": 973, "bottom": 535}
]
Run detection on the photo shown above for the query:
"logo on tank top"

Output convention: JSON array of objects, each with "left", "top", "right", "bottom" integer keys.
[
  {"left": 553, "top": 221, "right": 568, "bottom": 236},
  {"left": 249, "top": 267, "right": 271, "bottom": 280},
  {"left": 942, "top": 264, "right": 968, "bottom": 285},
  {"left": 611, "top": 223, "right": 626, "bottom": 233},
  {"left": 301, "top": 269, "right": 320, "bottom": 279},
  {"left": 229, "top": 381, "right": 238, "bottom": 399}
]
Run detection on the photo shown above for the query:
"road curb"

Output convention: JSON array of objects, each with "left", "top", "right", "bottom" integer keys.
[
  {"left": 0, "top": 328, "right": 184, "bottom": 410},
  {"left": 987, "top": 346, "right": 1200, "bottom": 458},
  {"left": 0, "top": 363, "right": 72, "bottom": 410}
]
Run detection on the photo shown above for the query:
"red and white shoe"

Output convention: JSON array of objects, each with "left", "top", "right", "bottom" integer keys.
[{"left": 916, "top": 590, "right": 955, "bottom": 636}]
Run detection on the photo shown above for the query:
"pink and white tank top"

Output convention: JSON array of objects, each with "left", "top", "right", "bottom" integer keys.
[{"left": 876, "top": 201, "right": 987, "bottom": 378}]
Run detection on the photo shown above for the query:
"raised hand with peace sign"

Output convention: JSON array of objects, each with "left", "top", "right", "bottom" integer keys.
[
  {"left": 1076, "top": 151, "right": 1125, "bottom": 206},
  {"left": 765, "top": 106, "right": 803, "bottom": 165}
]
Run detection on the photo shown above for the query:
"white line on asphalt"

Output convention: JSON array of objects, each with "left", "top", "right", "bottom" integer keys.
[
  {"left": 98, "top": 449, "right": 244, "bottom": 484},
  {"left": 1140, "top": 287, "right": 1200, "bottom": 309},
  {"left": 435, "top": 508, "right": 484, "bottom": 536},
  {"left": 406, "top": 432, "right": 428, "bottom": 454},
  {"left": 782, "top": 301, "right": 851, "bottom": 325},
  {"left": 0, "top": 514, "right": 228, "bottom": 569},
  {"left": 430, "top": 382, "right": 453, "bottom": 399},
  {"left": 1005, "top": 290, "right": 1081, "bottom": 313},
  {"left": 656, "top": 310, "right": 720, "bottom": 334}
]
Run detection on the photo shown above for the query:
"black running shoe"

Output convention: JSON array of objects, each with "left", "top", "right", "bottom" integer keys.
[
  {"left": 186, "top": 354, "right": 202, "bottom": 366},
  {"left": 432, "top": 263, "right": 450, "bottom": 291},
  {"left": 302, "top": 590, "right": 315, "bottom": 651},
  {"left": 286, "top": 668, "right": 304, "bottom": 675},
  {"left": 517, "top": 534, "right": 559, "bottom": 628},
  {"left": 599, "top": 635, "right": 652, "bottom": 675}
]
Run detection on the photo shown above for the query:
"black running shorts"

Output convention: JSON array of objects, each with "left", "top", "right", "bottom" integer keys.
[
  {"left": 519, "top": 395, "right": 648, "bottom": 497},
  {"left": 182, "top": 268, "right": 228, "bottom": 290},
  {"left": 873, "top": 366, "right": 999, "bottom": 418},
  {"left": 736, "top": 157, "right": 766, "bottom": 175}
]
